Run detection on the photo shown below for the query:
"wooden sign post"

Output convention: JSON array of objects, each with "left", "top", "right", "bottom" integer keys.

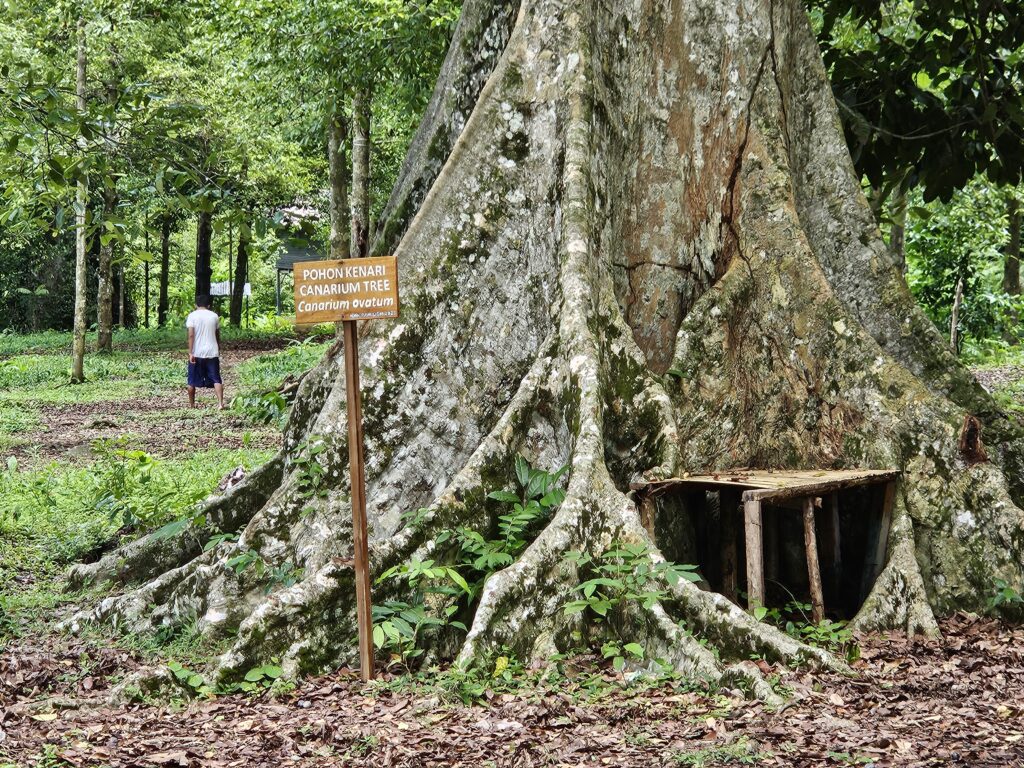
[{"left": 294, "top": 255, "right": 400, "bottom": 682}]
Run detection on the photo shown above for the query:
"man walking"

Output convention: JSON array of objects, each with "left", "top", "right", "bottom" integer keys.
[{"left": 186, "top": 295, "right": 225, "bottom": 409}]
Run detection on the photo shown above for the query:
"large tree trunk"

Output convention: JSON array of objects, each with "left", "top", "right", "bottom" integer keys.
[
  {"left": 68, "top": 0, "right": 1024, "bottom": 695},
  {"left": 95, "top": 186, "right": 116, "bottom": 352},
  {"left": 158, "top": 216, "right": 171, "bottom": 327},
  {"left": 71, "top": 17, "right": 88, "bottom": 383},
  {"left": 229, "top": 220, "right": 249, "bottom": 326},
  {"left": 195, "top": 210, "right": 213, "bottom": 300}
]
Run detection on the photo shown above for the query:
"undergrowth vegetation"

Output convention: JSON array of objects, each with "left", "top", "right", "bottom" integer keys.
[
  {"left": 0, "top": 327, "right": 311, "bottom": 652},
  {"left": 0, "top": 444, "right": 274, "bottom": 618},
  {"left": 373, "top": 458, "right": 567, "bottom": 668}
]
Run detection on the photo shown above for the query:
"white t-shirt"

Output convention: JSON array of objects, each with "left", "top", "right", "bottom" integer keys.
[{"left": 187, "top": 308, "right": 220, "bottom": 358}]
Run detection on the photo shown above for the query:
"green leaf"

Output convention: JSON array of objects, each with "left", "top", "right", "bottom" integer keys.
[
  {"left": 540, "top": 488, "right": 566, "bottom": 508},
  {"left": 623, "top": 642, "right": 645, "bottom": 659},
  {"left": 261, "top": 665, "right": 283, "bottom": 680},
  {"left": 151, "top": 517, "right": 189, "bottom": 541},
  {"left": 487, "top": 490, "right": 520, "bottom": 503},
  {"left": 244, "top": 667, "right": 265, "bottom": 682},
  {"left": 514, "top": 455, "right": 530, "bottom": 488},
  {"left": 445, "top": 568, "right": 472, "bottom": 594}
]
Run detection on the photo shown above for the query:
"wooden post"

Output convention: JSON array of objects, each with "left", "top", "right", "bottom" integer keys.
[
  {"left": 639, "top": 494, "right": 656, "bottom": 540},
  {"left": 343, "top": 319, "right": 374, "bottom": 681},
  {"left": 763, "top": 505, "right": 779, "bottom": 589},
  {"left": 720, "top": 490, "right": 739, "bottom": 602},
  {"left": 743, "top": 496, "right": 764, "bottom": 611},
  {"left": 861, "top": 481, "right": 896, "bottom": 600},
  {"left": 802, "top": 497, "right": 825, "bottom": 624},
  {"left": 819, "top": 492, "right": 842, "bottom": 600}
]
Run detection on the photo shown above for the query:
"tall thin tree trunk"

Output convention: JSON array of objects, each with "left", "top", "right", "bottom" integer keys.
[
  {"left": 95, "top": 40, "right": 120, "bottom": 353},
  {"left": 230, "top": 219, "right": 249, "bottom": 326},
  {"left": 1004, "top": 196, "right": 1021, "bottom": 296},
  {"left": 227, "top": 221, "right": 233, "bottom": 297},
  {"left": 96, "top": 186, "right": 116, "bottom": 352},
  {"left": 351, "top": 87, "right": 372, "bottom": 258},
  {"left": 144, "top": 218, "right": 150, "bottom": 328},
  {"left": 118, "top": 262, "right": 125, "bottom": 329},
  {"left": 195, "top": 210, "right": 213, "bottom": 300},
  {"left": 329, "top": 108, "right": 351, "bottom": 260},
  {"left": 950, "top": 276, "right": 965, "bottom": 353},
  {"left": 890, "top": 190, "right": 907, "bottom": 273},
  {"left": 71, "top": 17, "right": 88, "bottom": 382},
  {"left": 158, "top": 216, "right": 171, "bottom": 327}
]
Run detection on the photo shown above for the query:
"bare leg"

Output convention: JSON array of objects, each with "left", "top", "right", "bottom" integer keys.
[
  {"left": 188, "top": 386, "right": 197, "bottom": 408},
  {"left": 215, "top": 383, "right": 225, "bottom": 410}
]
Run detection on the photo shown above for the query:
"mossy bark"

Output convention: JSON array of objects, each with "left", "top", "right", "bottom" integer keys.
[{"left": 68, "top": 0, "right": 1024, "bottom": 691}]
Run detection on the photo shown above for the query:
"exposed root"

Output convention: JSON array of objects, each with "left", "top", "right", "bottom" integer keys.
[
  {"left": 67, "top": 455, "right": 284, "bottom": 590},
  {"left": 643, "top": 604, "right": 782, "bottom": 704}
]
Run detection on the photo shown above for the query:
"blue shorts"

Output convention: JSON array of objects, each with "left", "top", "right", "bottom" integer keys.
[{"left": 188, "top": 357, "right": 222, "bottom": 388}]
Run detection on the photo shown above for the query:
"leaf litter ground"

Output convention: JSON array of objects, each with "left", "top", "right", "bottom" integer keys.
[
  {"left": 2, "top": 614, "right": 1022, "bottom": 767},
  {"left": 3, "top": 353, "right": 1023, "bottom": 766}
]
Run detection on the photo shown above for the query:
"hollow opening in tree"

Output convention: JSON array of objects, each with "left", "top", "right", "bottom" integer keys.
[{"left": 637, "top": 471, "right": 898, "bottom": 621}]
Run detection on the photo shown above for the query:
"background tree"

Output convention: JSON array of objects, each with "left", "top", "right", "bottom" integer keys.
[{"left": 817, "top": 0, "right": 1024, "bottom": 206}]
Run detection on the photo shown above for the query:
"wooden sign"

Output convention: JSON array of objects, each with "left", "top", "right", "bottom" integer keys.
[
  {"left": 293, "top": 256, "right": 400, "bottom": 324},
  {"left": 292, "top": 255, "right": 402, "bottom": 684}
]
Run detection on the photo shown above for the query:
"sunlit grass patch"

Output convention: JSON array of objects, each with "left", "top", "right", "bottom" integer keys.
[
  {"left": 0, "top": 445, "right": 275, "bottom": 600},
  {"left": 236, "top": 337, "right": 332, "bottom": 393}
]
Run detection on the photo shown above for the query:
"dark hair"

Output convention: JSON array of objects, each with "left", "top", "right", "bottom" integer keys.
[{"left": 195, "top": 295, "right": 211, "bottom": 308}]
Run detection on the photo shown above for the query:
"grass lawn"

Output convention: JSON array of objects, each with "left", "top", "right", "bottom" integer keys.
[{"left": 0, "top": 326, "right": 330, "bottom": 645}]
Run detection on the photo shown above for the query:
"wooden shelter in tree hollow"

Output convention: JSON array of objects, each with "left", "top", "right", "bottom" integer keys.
[{"left": 632, "top": 469, "right": 900, "bottom": 622}]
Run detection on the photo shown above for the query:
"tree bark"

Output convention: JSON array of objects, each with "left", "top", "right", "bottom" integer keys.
[
  {"left": 158, "top": 216, "right": 171, "bottom": 327},
  {"left": 229, "top": 220, "right": 249, "bottom": 326},
  {"left": 96, "top": 186, "right": 116, "bottom": 352},
  {"left": 69, "top": 0, "right": 1024, "bottom": 696},
  {"left": 144, "top": 218, "right": 150, "bottom": 328},
  {"left": 195, "top": 210, "right": 213, "bottom": 301},
  {"left": 329, "top": 108, "right": 351, "bottom": 261},
  {"left": 117, "top": 262, "right": 125, "bottom": 329},
  {"left": 71, "top": 17, "right": 88, "bottom": 382},
  {"left": 890, "top": 190, "right": 907, "bottom": 273},
  {"left": 95, "top": 40, "right": 120, "bottom": 353},
  {"left": 350, "top": 87, "right": 371, "bottom": 258},
  {"left": 951, "top": 277, "right": 965, "bottom": 353}
]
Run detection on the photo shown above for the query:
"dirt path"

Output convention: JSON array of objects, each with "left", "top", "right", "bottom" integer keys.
[
  {"left": 9, "top": 348, "right": 281, "bottom": 465},
  {"left": 1, "top": 615, "right": 1021, "bottom": 767}
]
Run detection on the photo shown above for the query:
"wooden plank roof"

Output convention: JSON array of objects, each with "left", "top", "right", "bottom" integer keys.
[
  {"left": 276, "top": 239, "right": 326, "bottom": 272},
  {"left": 632, "top": 468, "right": 900, "bottom": 503}
]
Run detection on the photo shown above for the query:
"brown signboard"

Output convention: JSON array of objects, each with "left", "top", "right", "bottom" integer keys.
[{"left": 293, "top": 256, "right": 400, "bottom": 324}]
